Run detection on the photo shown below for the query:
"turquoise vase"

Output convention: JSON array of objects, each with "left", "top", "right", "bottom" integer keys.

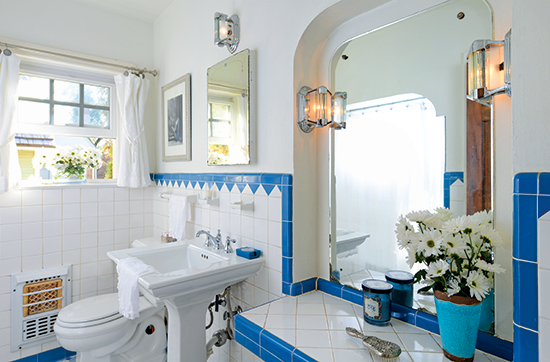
[{"left": 434, "top": 290, "right": 482, "bottom": 362}]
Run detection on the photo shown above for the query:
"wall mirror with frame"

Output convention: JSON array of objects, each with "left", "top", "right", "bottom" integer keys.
[
  {"left": 207, "top": 49, "right": 250, "bottom": 165},
  {"left": 328, "top": 0, "right": 496, "bottom": 333}
]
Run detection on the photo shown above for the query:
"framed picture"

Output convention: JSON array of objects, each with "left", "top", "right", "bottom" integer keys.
[{"left": 162, "top": 73, "right": 191, "bottom": 161}]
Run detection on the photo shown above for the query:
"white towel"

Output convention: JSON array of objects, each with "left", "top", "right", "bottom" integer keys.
[
  {"left": 168, "top": 194, "right": 191, "bottom": 241},
  {"left": 116, "top": 257, "right": 156, "bottom": 319}
]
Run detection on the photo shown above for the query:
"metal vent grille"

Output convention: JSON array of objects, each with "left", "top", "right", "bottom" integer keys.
[
  {"left": 11, "top": 266, "right": 71, "bottom": 352},
  {"left": 23, "top": 313, "right": 58, "bottom": 341}
]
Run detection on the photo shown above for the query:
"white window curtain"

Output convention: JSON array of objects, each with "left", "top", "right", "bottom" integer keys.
[
  {"left": 335, "top": 96, "right": 445, "bottom": 273},
  {"left": 115, "top": 73, "right": 151, "bottom": 188},
  {"left": 0, "top": 53, "right": 22, "bottom": 193}
]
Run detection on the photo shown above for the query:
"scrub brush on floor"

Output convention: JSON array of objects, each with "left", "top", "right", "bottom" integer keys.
[{"left": 346, "top": 327, "right": 402, "bottom": 361}]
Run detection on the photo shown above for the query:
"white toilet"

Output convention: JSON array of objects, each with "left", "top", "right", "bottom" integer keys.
[{"left": 54, "top": 237, "right": 167, "bottom": 362}]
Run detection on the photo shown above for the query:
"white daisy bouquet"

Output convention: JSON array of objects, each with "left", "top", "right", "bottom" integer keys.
[
  {"left": 395, "top": 208, "right": 505, "bottom": 301},
  {"left": 33, "top": 146, "right": 103, "bottom": 180}
]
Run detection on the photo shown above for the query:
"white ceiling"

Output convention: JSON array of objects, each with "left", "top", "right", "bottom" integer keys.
[{"left": 70, "top": 0, "right": 176, "bottom": 23}]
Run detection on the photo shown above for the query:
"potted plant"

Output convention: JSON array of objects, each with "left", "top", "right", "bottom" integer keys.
[
  {"left": 395, "top": 208, "right": 505, "bottom": 362},
  {"left": 34, "top": 146, "right": 103, "bottom": 183}
]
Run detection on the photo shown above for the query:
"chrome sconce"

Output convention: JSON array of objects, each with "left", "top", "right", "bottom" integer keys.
[
  {"left": 214, "top": 12, "right": 240, "bottom": 54},
  {"left": 467, "top": 29, "right": 511, "bottom": 101},
  {"left": 297, "top": 86, "right": 347, "bottom": 133}
]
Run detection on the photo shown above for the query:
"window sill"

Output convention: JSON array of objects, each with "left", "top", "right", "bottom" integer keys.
[{"left": 18, "top": 179, "right": 119, "bottom": 190}]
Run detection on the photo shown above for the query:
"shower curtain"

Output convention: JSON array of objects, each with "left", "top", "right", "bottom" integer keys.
[
  {"left": 0, "top": 53, "right": 21, "bottom": 193},
  {"left": 115, "top": 73, "right": 151, "bottom": 188},
  {"left": 335, "top": 97, "right": 445, "bottom": 272}
]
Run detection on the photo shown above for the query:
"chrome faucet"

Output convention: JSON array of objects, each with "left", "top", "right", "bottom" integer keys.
[
  {"left": 196, "top": 229, "right": 222, "bottom": 249},
  {"left": 224, "top": 236, "right": 237, "bottom": 254}
]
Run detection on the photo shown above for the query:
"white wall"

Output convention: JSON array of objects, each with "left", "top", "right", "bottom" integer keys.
[{"left": 152, "top": 0, "right": 337, "bottom": 174}]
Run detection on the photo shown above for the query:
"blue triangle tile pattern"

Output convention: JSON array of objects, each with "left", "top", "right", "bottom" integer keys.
[{"left": 262, "top": 184, "right": 275, "bottom": 195}]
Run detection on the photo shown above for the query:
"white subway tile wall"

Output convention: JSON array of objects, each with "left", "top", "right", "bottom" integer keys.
[
  {"left": 153, "top": 181, "right": 285, "bottom": 310},
  {"left": 1, "top": 174, "right": 287, "bottom": 361},
  {"left": 0, "top": 186, "right": 155, "bottom": 360}
]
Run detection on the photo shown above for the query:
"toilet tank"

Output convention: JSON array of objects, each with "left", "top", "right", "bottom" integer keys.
[{"left": 132, "top": 236, "right": 163, "bottom": 248}]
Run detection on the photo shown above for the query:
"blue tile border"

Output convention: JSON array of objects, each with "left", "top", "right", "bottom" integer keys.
[
  {"left": 513, "top": 194, "right": 538, "bottom": 262},
  {"left": 513, "top": 259, "right": 539, "bottom": 331},
  {"left": 14, "top": 347, "right": 75, "bottom": 362},
  {"left": 443, "top": 172, "right": 463, "bottom": 208},
  {"left": 514, "top": 172, "right": 538, "bottom": 194},
  {"left": 513, "top": 325, "right": 538, "bottom": 362}
]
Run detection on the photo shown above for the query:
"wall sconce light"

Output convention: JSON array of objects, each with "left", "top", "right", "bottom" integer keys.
[
  {"left": 214, "top": 12, "right": 240, "bottom": 54},
  {"left": 467, "top": 29, "right": 511, "bottom": 101},
  {"left": 297, "top": 86, "right": 347, "bottom": 133}
]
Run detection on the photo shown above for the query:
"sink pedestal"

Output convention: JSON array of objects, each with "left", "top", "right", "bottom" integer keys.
[{"left": 164, "top": 289, "right": 221, "bottom": 362}]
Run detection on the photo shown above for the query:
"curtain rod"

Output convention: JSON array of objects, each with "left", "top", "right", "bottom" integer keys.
[
  {"left": 0, "top": 42, "right": 158, "bottom": 77},
  {"left": 347, "top": 96, "right": 426, "bottom": 114}
]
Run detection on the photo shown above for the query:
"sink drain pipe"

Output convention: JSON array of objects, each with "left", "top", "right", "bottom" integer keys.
[{"left": 205, "top": 286, "right": 242, "bottom": 357}]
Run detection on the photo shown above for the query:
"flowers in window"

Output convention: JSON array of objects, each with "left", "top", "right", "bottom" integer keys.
[
  {"left": 33, "top": 146, "right": 103, "bottom": 180},
  {"left": 395, "top": 208, "right": 504, "bottom": 301}
]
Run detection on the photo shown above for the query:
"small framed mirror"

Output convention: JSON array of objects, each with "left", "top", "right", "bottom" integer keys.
[{"left": 207, "top": 49, "right": 250, "bottom": 165}]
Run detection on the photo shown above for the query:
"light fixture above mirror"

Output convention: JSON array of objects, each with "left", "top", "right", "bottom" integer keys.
[
  {"left": 296, "top": 86, "right": 347, "bottom": 133},
  {"left": 214, "top": 12, "right": 240, "bottom": 54},
  {"left": 467, "top": 29, "right": 511, "bottom": 101}
]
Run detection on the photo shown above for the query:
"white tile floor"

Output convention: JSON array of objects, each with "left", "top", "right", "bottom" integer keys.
[{"left": 240, "top": 291, "right": 508, "bottom": 362}]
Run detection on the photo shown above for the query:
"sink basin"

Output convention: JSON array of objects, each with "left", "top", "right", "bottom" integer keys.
[
  {"left": 108, "top": 238, "right": 264, "bottom": 362},
  {"left": 336, "top": 228, "right": 370, "bottom": 255}
]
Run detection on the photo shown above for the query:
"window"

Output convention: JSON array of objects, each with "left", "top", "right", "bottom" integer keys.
[
  {"left": 16, "top": 71, "right": 117, "bottom": 182},
  {"left": 18, "top": 75, "right": 111, "bottom": 130},
  {"left": 208, "top": 102, "right": 231, "bottom": 138}
]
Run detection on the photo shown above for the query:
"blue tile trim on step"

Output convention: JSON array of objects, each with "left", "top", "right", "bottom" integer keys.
[
  {"left": 13, "top": 347, "right": 76, "bottom": 362},
  {"left": 390, "top": 303, "right": 417, "bottom": 325},
  {"left": 317, "top": 277, "right": 343, "bottom": 298},
  {"left": 293, "top": 349, "right": 317, "bottom": 362},
  {"left": 514, "top": 172, "right": 538, "bottom": 194},
  {"left": 415, "top": 310, "right": 440, "bottom": 335},
  {"left": 282, "top": 222, "right": 293, "bottom": 257},
  {"left": 539, "top": 173, "right": 550, "bottom": 195},
  {"left": 281, "top": 186, "right": 293, "bottom": 222},
  {"left": 301, "top": 277, "right": 317, "bottom": 294},
  {"left": 260, "top": 348, "right": 283, "bottom": 362},
  {"left": 282, "top": 282, "right": 291, "bottom": 295},
  {"left": 513, "top": 325, "right": 538, "bottom": 362},
  {"left": 260, "top": 329, "right": 295, "bottom": 361},
  {"left": 513, "top": 259, "right": 539, "bottom": 331},
  {"left": 235, "top": 314, "right": 263, "bottom": 344},
  {"left": 342, "top": 285, "right": 362, "bottom": 305},
  {"left": 282, "top": 257, "right": 293, "bottom": 283},
  {"left": 235, "top": 331, "right": 261, "bottom": 357},
  {"left": 290, "top": 282, "right": 302, "bottom": 296},
  {"left": 478, "top": 329, "right": 514, "bottom": 362},
  {"left": 513, "top": 194, "right": 538, "bottom": 262}
]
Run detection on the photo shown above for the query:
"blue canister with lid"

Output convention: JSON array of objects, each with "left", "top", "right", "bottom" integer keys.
[
  {"left": 385, "top": 270, "right": 414, "bottom": 309},
  {"left": 362, "top": 279, "right": 393, "bottom": 326}
]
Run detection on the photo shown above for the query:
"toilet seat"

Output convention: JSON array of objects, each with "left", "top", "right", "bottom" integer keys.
[{"left": 56, "top": 293, "right": 155, "bottom": 329}]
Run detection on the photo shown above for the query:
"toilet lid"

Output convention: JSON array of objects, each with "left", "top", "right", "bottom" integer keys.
[{"left": 57, "top": 293, "right": 123, "bottom": 324}]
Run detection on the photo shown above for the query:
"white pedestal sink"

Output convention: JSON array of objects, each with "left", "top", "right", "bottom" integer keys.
[{"left": 108, "top": 238, "right": 264, "bottom": 362}]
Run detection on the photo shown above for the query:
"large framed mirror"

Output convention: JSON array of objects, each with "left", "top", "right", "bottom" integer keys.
[
  {"left": 207, "top": 49, "right": 250, "bottom": 165},
  {"left": 329, "top": 0, "right": 495, "bottom": 333}
]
